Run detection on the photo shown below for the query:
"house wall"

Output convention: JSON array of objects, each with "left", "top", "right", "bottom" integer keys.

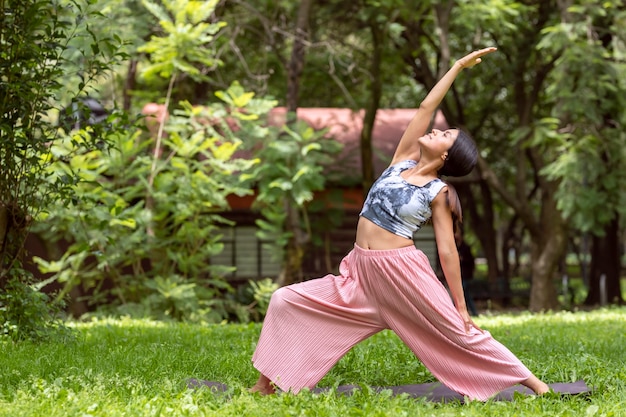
[{"left": 215, "top": 203, "right": 440, "bottom": 284}]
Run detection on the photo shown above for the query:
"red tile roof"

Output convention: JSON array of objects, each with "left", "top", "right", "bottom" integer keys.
[
  {"left": 142, "top": 103, "right": 449, "bottom": 186},
  {"left": 269, "top": 107, "right": 449, "bottom": 185}
]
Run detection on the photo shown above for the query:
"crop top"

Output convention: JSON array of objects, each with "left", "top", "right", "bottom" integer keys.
[{"left": 359, "top": 160, "right": 447, "bottom": 241}]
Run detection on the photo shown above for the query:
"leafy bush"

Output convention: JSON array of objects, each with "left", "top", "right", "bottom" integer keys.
[
  {"left": 248, "top": 278, "right": 280, "bottom": 321},
  {"left": 33, "top": 86, "right": 277, "bottom": 322},
  {"left": 0, "top": 275, "right": 71, "bottom": 342},
  {"left": 0, "top": 0, "right": 126, "bottom": 340},
  {"left": 23, "top": 0, "right": 341, "bottom": 324},
  {"left": 239, "top": 115, "right": 343, "bottom": 286}
]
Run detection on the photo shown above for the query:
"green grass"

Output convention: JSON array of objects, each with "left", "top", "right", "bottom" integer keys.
[{"left": 1, "top": 308, "right": 625, "bottom": 416}]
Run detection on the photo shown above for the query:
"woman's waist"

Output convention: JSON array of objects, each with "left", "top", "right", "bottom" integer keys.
[{"left": 355, "top": 216, "right": 415, "bottom": 250}]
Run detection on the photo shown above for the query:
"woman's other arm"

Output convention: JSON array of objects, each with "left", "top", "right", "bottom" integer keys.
[{"left": 431, "top": 190, "right": 481, "bottom": 333}]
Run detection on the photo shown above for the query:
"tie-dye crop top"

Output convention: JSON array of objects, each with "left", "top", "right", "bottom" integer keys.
[{"left": 359, "top": 160, "right": 447, "bottom": 240}]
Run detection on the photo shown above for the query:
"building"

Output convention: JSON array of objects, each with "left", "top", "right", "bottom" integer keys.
[{"left": 213, "top": 107, "right": 449, "bottom": 282}]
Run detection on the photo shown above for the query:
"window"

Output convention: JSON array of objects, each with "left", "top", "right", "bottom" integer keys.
[{"left": 211, "top": 226, "right": 282, "bottom": 280}]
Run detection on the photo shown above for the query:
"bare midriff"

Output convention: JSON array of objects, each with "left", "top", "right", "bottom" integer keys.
[{"left": 355, "top": 217, "right": 414, "bottom": 250}]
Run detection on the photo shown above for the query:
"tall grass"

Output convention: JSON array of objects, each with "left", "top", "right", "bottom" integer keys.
[{"left": 1, "top": 308, "right": 624, "bottom": 416}]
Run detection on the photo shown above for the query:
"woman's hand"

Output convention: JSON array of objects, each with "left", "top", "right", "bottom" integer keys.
[
  {"left": 459, "top": 308, "right": 484, "bottom": 334},
  {"left": 456, "top": 47, "right": 497, "bottom": 69}
]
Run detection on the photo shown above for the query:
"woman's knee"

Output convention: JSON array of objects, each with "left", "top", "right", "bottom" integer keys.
[{"left": 268, "top": 287, "right": 292, "bottom": 310}]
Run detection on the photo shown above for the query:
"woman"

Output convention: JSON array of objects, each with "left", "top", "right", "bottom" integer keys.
[{"left": 249, "top": 47, "right": 550, "bottom": 401}]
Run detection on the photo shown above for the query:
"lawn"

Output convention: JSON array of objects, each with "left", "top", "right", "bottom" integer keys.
[{"left": 0, "top": 308, "right": 624, "bottom": 416}]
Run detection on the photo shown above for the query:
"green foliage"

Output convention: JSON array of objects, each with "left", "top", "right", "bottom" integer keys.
[
  {"left": 212, "top": 0, "right": 413, "bottom": 108},
  {"left": 536, "top": 2, "right": 626, "bottom": 233},
  {"left": 0, "top": 0, "right": 124, "bottom": 269},
  {"left": 0, "top": 310, "right": 625, "bottom": 415},
  {"left": 456, "top": 0, "right": 531, "bottom": 34},
  {"left": 32, "top": 88, "right": 275, "bottom": 322},
  {"left": 138, "top": 0, "right": 226, "bottom": 81},
  {"left": 214, "top": 81, "right": 343, "bottom": 281},
  {"left": 27, "top": 0, "right": 283, "bottom": 323},
  {"left": 0, "top": 276, "right": 70, "bottom": 342},
  {"left": 0, "top": 0, "right": 126, "bottom": 340},
  {"left": 248, "top": 278, "right": 279, "bottom": 320},
  {"left": 240, "top": 117, "right": 342, "bottom": 255}
]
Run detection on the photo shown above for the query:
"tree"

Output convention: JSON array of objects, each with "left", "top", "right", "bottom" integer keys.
[
  {"left": 280, "top": 0, "right": 315, "bottom": 286},
  {"left": 356, "top": 0, "right": 419, "bottom": 195},
  {"left": 538, "top": 1, "right": 626, "bottom": 305},
  {"left": 86, "top": 0, "right": 155, "bottom": 111},
  {"left": 210, "top": 0, "right": 355, "bottom": 285},
  {"left": 463, "top": 1, "right": 569, "bottom": 311},
  {"left": 137, "top": 0, "right": 226, "bottom": 238},
  {"left": 34, "top": 87, "right": 269, "bottom": 322},
  {"left": 220, "top": 0, "right": 625, "bottom": 310},
  {"left": 0, "top": 0, "right": 126, "bottom": 339},
  {"left": 32, "top": 0, "right": 284, "bottom": 322}
]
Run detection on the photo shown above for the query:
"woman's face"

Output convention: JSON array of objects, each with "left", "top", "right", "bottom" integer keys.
[{"left": 419, "top": 128, "right": 459, "bottom": 156}]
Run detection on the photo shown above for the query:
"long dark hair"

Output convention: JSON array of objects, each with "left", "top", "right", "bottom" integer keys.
[
  {"left": 438, "top": 130, "right": 478, "bottom": 228},
  {"left": 439, "top": 130, "right": 478, "bottom": 177},
  {"left": 444, "top": 182, "right": 463, "bottom": 230}
]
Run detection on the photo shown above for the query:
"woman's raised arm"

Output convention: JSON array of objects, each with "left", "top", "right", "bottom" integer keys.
[{"left": 390, "top": 47, "right": 497, "bottom": 166}]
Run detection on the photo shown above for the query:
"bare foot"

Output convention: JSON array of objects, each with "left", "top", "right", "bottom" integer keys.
[
  {"left": 249, "top": 374, "right": 276, "bottom": 395},
  {"left": 249, "top": 383, "right": 275, "bottom": 395},
  {"left": 522, "top": 375, "right": 550, "bottom": 395},
  {"left": 531, "top": 382, "right": 550, "bottom": 395}
]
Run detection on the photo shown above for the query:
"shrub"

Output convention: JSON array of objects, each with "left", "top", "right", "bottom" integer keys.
[{"left": 0, "top": 0, "right": 126, "bottom": 340}]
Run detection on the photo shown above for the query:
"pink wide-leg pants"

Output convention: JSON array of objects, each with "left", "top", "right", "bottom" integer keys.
[{"left": 252, "top": 244, "right": 532, "bottom": 401}]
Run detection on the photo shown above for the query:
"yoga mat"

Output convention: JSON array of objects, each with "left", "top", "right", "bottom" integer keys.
[{"left": 187, "top": 379, "right": 591, "bottom": 403}]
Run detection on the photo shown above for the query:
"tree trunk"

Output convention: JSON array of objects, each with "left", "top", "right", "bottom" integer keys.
[
  {"left": 123, "top": 59, "right": 137, "bottom": 112},
  {"left": 360, "top": 16, "right": 383, "bottom": 196},
  {"left": 277, "top": 202, "right": 306, "bottom": 286},
  {"left": 0, "top": 201, "right": 30, "bottom": 287},
  {"left": 528, "top": 239, "right": 562, "bottom": 311},
  {"left": 584, "top": 15, "right": 624, "bottom": 306},
  {"left": 479, "top": 153, "right": 567, "bottom": 312},
  {"left": 458, "top": 177, "right": 513, "bottom": 306},
  {"left": 286, "top": 0, "right": 313, "bottom": 115},
  {"left": 459, "top": 178, "right": 500, "bottom": 284},
  {"left": 585, "top": 217, "right": 624, "bottom": 305},
  {"left": 279, "top": 0, "right": 314, "bottom": 286},
  {"left": 528, "top": 196, "right": 567, "bottom": 311},
  {"left": 501, "top": 216, "right": 522, "bottom": 280},
  {"left": 0, "top": 204, "right": 9, "bottom": 287}
]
